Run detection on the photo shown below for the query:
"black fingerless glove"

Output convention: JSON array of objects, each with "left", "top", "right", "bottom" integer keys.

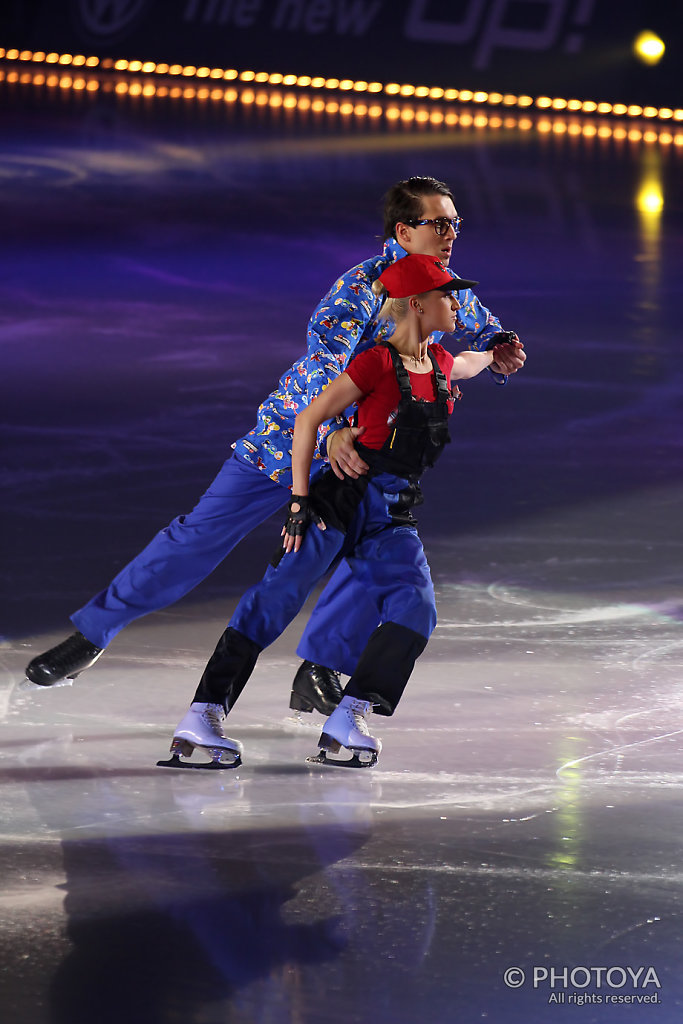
[
  {"left": 486, "top": 330, "right": 517, "bottom": 350},
  {"left": 283, "top": 494, "right": 324, "bottom": 544}
]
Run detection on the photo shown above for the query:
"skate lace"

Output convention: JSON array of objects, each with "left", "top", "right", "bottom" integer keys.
[
  {"left": 203, "top": 703, "right": 227, "bottom": 738},
  {"left": 347, "top": 699, "right": 372, "bottom": 735}
]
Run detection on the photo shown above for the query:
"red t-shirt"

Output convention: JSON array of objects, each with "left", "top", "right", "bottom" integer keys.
[{"left": 345, "top": 343, "right": 455, "bottom": 450}]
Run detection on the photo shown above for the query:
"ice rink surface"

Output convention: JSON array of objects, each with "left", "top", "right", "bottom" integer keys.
[{"left": 1, "top": 81, "right": 682, "bottom": 1023}]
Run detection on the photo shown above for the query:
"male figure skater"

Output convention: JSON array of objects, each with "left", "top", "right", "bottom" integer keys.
[{"left": 26, "top": 177, "right": 525, "bottom": 713}]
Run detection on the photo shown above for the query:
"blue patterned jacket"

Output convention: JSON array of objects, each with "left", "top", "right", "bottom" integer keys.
[{"left": 233, "top": 237, "right": 508, "bottom": 486}]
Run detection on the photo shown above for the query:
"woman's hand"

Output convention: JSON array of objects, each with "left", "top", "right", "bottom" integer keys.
[
  {"left": 281, "top": 495, "right": 326, "bottom": 553},
  {"left": 491, "top": 336, "right": 526, "bottom": 375},
  {"left": 326, "top": 425, "right": 368, "bottom": 480}
]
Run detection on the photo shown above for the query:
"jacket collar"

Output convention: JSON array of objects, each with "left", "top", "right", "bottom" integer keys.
[{"left": 383, "top": 237, "right": 409, "bottom": 263}]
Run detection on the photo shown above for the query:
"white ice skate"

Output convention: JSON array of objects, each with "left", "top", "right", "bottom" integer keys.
[
  {"left": 307, "top": 695, "right": 382, "bottom": 769},
  {"left": 157, "top": 702, "right": 243, "bottom": 770}
]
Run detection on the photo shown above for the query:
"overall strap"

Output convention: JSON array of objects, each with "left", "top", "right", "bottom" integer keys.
[
  {"left": 380, "top": 342, "right": 413, "bottom": 403},
  {"left": 426, "top": 347, "right": 450, "bottom": 406}
]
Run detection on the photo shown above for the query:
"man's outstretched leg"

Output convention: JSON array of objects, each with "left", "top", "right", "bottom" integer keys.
[{"left": 25, "top": 454, "right": 288, "bottom": 686}]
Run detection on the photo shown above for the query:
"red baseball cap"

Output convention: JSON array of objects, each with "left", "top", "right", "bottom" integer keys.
[{"left": 378, "top": 253, "right": 478, "bottom": 298}]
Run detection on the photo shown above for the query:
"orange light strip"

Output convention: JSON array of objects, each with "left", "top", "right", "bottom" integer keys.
[{"left": 1, "top": 46, "right": 681, "bottom": 131}]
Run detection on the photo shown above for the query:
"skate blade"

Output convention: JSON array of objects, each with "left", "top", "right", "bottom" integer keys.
[
  {"left": 156, "top": 753, "right": 241, "bottom": 771},
  {"left": 306, "top": 748, "right": 378, "bottom": 769},
  {"left": 19, "top": 676, "right": 74, "bottom": 692},
  {"left": 157, "top": 738, "right": 241, "bottom": 771}
]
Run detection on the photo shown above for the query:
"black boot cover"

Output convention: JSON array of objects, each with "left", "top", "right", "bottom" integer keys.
[
  {"left": 193, "top": 626, "right": 262, "bottom": 710},
  {"left": 344, "top": 621, "right": 428, "bottom": 716}
]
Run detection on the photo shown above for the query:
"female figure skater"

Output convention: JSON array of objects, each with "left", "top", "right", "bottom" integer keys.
[{"left": 161, "top": 254, "right": 511, "bottom": 769}]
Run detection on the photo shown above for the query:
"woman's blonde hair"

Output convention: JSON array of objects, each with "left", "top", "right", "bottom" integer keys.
[{"left": 372, "top": 278, "right": 411, "bottom": 322}]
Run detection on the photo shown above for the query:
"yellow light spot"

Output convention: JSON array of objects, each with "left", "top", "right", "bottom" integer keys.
[
  {"left": 633, "top": 30, "right": 665, "bottom": 65},
  {"left": 459, "top": 89, "right": 473, "bottom": 101},
  {"left": 400, "top": 84, "right": 415, "bottom": 96},
  {"left": 474, "top": 91, "right": 488, "bottom": 103},
  {"left": 627, "top": 104, "right": 643, "bottom": 116},
  {"left": 444, "top": 89, "right": 459, "bottom": 101},
  {"left": 339, "top": 79, "right": 354, "bottom": 90},
  {"left": 637, "top": 183, "right": 663, "bottom": 213},
  {"left": 325, "top": 78, "right": 339, "bottom": 89},
  {"left": 283, "top": 74, "right": 297, "bottom": 85},
  {"left": 597, "top": 102, "right": 612, "bottom": 114},
  {"left": 129, "top": 60, "right": 143, "bottom": 72},
  {"left": 429, "top": 87, "right": 444, "bottom": 99},
  {"left": 240, "top": 70, "right": 255, "bottom": 81},
  {"left": 297, "top": 75, "right": 312, "bottom": 87},
  {"left": 415, "top": 86, "right": 430, "bottom": 98},
  {"left": 254, "top": 71, "right": 269, "bottom": 83},
  {"left": 536, "top": 96, "right": 552, "bottom": 108},
  {"left": 325, "top": 101, "right": 339, "bottom": 113},
  {"left": 582, "top": 100, "right": 597, "bottom": 113}
]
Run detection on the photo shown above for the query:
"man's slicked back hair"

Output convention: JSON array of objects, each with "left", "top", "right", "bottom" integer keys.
[{"left": 382, "top": 176, "right": 455, "bottom": 240}]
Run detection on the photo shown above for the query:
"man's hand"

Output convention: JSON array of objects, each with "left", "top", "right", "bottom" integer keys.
[
  {"left": 491, "top": 335, "right": 526, "bottom": 375},
  {"left": 326, "top": 426, "right": 369, "bottom": 481}
]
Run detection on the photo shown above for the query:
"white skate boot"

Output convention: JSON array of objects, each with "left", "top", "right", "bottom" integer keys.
[
  {"left": 307, "top": 695, "right": 382, "bottom": 769},
  {"left": 157, "top": 702, "right": 243, "bottom": 770}
]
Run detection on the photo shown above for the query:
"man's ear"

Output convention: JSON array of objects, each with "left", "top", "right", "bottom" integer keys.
[{"left": 394, "top": 221, "right": 411, "bottom": 247}]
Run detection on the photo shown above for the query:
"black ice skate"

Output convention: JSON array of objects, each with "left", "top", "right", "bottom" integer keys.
[
  {"left": 25, "top": 631, "right": 104, "bottom": 686},
  {"left": 157, "top": 702, "right": 243, "bottom": 770},
  {"left": 306, "top": 695, "right": 381, "bottom": 769},
  {"left": 289, "top": 660, "right": 343, "bottom": 717}
]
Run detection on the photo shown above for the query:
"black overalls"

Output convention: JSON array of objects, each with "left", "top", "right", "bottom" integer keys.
[{"left": 194, "top": 342, "right": 455, "bottom": 717}]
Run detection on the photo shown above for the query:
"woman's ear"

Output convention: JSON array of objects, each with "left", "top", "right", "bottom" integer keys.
[{"left": 409, "top": 296, "right": 423, "bottom": 314}]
